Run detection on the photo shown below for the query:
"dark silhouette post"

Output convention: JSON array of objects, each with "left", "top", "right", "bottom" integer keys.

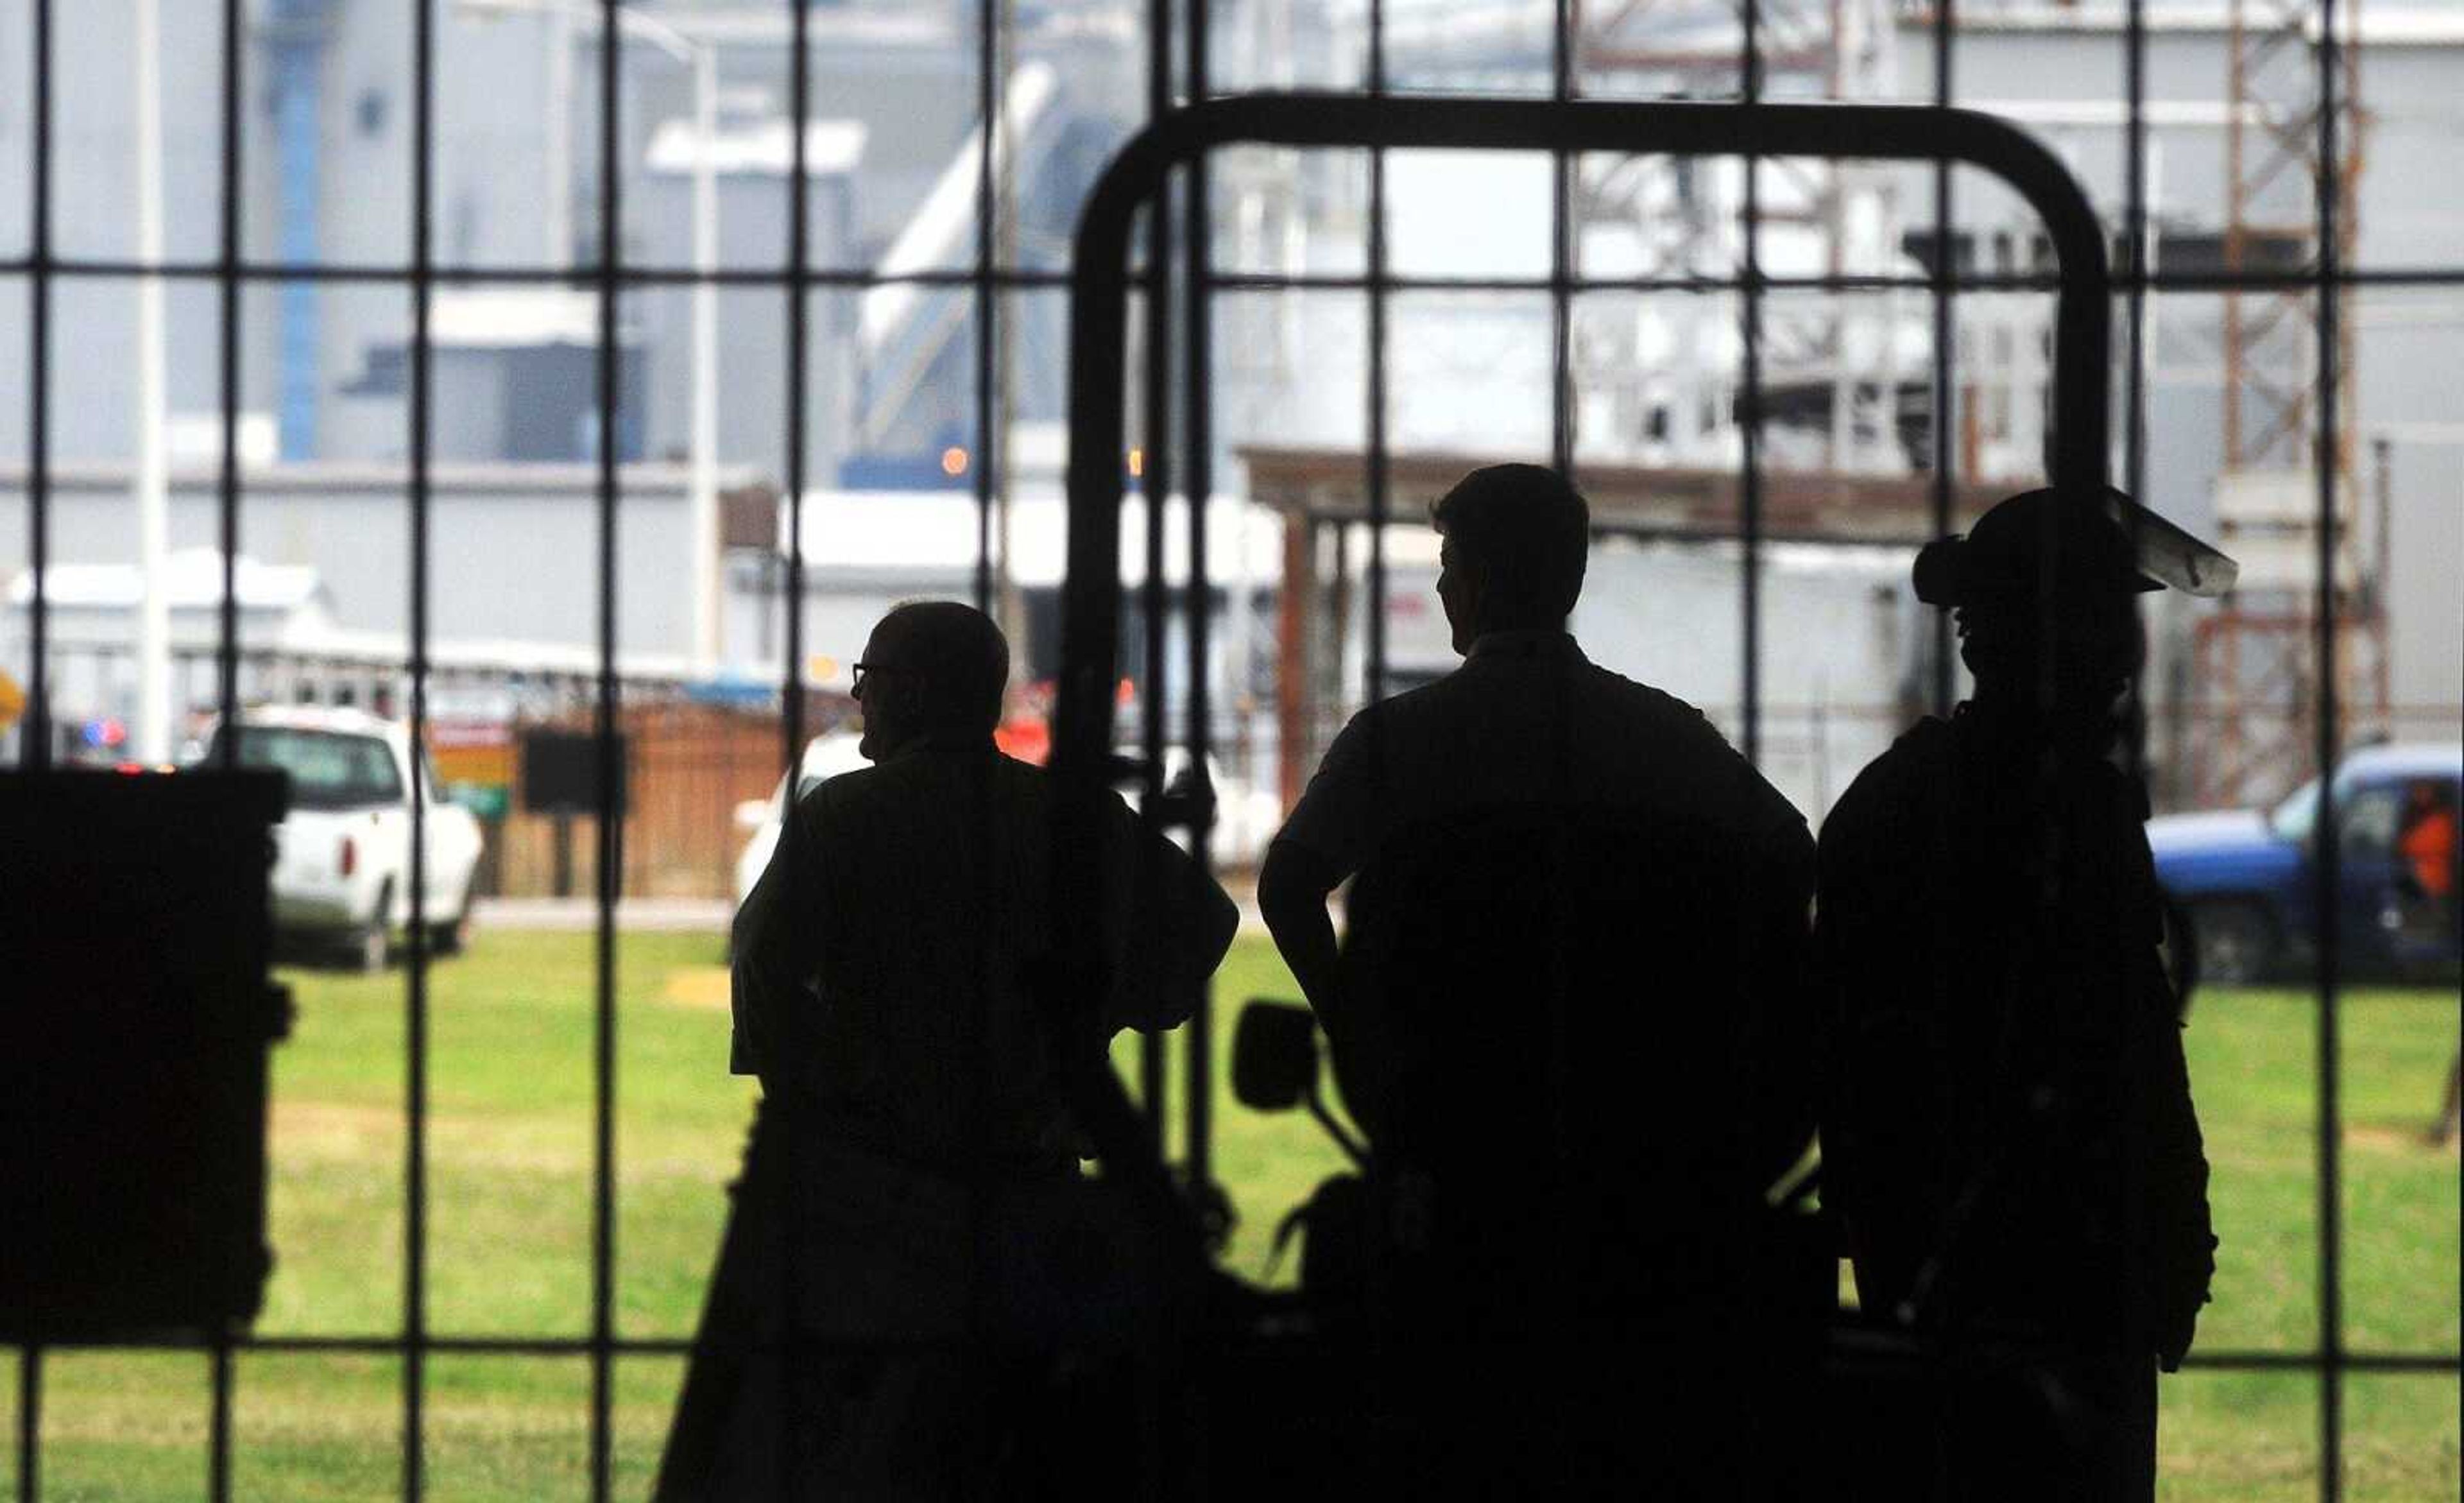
[{"left": 1818, "top": 487, "right": 2221, "bottom": 1501}]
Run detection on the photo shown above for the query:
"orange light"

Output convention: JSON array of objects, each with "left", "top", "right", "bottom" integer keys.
[
  {"left": 1127, "top": 447, "right": 1143, "bottom": 479},
  {"left": 940, "top": 446, "right": 969, "bottom": 477}
]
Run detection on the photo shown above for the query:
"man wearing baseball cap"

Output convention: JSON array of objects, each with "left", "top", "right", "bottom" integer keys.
[{"left": 1818, "top": 486, "right": 2223, "bottom": 1500}]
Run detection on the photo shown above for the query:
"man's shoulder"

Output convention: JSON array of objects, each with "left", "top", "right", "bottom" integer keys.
[
  {"left": 1356, "top": 672, "right": 1461, "bottom": 724},
  {"left": 1611, "top": 672, "right": 1811, "bottom": 843},
  {"left": 1570, "top": 664, "right": 1775, "bottom": 793},
  {"left": 795, "top": 747, "right": 1049, "bottom": 814},
  {"left": 1823, "top": 718, "right": 1952, "bottom": 852},
  {"left": 1575, "top": 661, "right": 1721, "bottom": 732},
  {"left": 1313, "top": 682, "right": 1432, "bottom": 764},
  {"left": 796, "top": 755, "right": 898, "bottom": 814}
]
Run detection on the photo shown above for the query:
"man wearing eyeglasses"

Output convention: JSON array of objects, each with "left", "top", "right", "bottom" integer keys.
[{"left": 660, "top": 600, "right": 1237, "bottom": 1501}]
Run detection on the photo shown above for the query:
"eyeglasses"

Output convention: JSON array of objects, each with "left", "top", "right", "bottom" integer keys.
[{"left": 850, "top": 661, "right": 903, "bottom": 700}]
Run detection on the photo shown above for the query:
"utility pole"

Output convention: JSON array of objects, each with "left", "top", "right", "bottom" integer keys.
[
  {"left": 689, "top": 40, "right": 720, "bottom": 673},
  {"left": 993, "top": 0, "right": 1029, "bottom": 676}
]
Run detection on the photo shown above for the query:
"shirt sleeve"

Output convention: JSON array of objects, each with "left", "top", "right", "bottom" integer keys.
[
  {"left": 2126, "top": 812, "right": 2216, "bottom": 1366},
  {"left": 1270, "top": 709, "right": 1380, "bottom": 879},
  {"left": 1100, "top": 791, "right": 1240, "bottom": 1033}
]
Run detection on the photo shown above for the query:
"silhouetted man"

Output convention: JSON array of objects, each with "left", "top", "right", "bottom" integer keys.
[
  {"left": 1819, "top": 488, "right": 2216, "bottom": 1502},
  {"left": 657, "top": 601, "right": 1237, "bottom": 1501},
  {"left": 1258, "top": 464, "right": 1818, "bottom": 1495}
]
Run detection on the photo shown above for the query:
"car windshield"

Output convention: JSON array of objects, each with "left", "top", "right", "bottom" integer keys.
[
  {"left": 2269, "top": 778, "right": 2322, "bottom": 843},
  {"left": 214, "top": 726, "right": 402, "bottom": 811}
]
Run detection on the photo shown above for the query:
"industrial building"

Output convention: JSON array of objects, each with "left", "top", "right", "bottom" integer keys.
[{"left": 2, "top": 0, "right": 2458, "bottom": 834}]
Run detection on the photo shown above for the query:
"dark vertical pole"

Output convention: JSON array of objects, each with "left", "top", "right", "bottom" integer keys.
[
  {"left": 24, "top": 0, "right": 51, "bottom": 773},
  {"left": 2123, "top": 0, "right": 2148, "bottom": 791},
  {"left": 1140, "top": 0, "right": 1173, "bottom": 1155},
  {"left": 2122, "top": 0, "right": 2147, "bottom": 509},
  {"left": 1738, "top": 0, "right": 1763, "bottom": 766},
  {"left": 963, "top": 0, "right": 1002, "bottom": 1450},
  {"left": 1182, "top": 0, "right": 1215, "bottom": 1190},
  {"left": 1928, "top": 0, "right": 1956, "bottom": 716},
  {"left": 404, "top": 0, "right": 436, "bottom": 1496},
  {"left": 780, "top": 9, "right": 814, "bottom": 1490},
  {"left": 784, "top": 0, "right": 812, "bottom": 769},
  {"left": 1364, "top": 0, "right": 1388, "bottom": 713},
  {"left": 1550, "top": 0, "right": 1573, "bottom": 477},
  {"left": 15, "top": 1346, "right": 36, "bottom": 1503},
  {"left": 2312, "top": 3, "right": 2345, "bottom": 1496},
  {"left": 207, "top": 1344, "right": 233, "bottom": 1503},
  {"left": 973, "top": 0, "right": 997, "bottom": 614},
  {"left": 589, "top": 4, "right": 622, "bottom": 1500},
  {"left": 216, "top": 0, "right": 244, "bottom": 757}
]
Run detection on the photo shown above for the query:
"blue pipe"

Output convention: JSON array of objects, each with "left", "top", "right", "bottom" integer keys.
[{"left": 268, "top": 0, "right": 333, "bottom": 459}]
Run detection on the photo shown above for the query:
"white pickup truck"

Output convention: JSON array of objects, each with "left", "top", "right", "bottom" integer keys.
[{"left": 207, "top": 707, "right": 486, "bottom": 970}]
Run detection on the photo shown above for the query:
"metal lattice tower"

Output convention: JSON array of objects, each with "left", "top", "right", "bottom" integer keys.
[
  {"left": 1570, "top": 0, "right": 1906, "bottom": 477},
  {"left": 2198, "top": 0, "right": 2382, "bottom": 809}
]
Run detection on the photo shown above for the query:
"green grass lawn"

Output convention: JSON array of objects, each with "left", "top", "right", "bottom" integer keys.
[{"left": 3, "top": 933, "right": 2453, "bottom": 1500}]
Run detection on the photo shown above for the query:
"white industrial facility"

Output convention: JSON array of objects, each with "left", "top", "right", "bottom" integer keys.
[{"left": 3, "top": 0, "right": 2459, "bottom": 840}]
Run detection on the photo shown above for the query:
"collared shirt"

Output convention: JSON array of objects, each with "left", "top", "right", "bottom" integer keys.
[
  {"left": 730, "top": 738, "right": 1233, "bottom": 1176},
  {"left": 1277, "top": 631, "right": 1802, "bottom": 882},
  {"left": 1275, "top": 629, "right": 1821, "bottom": 1225}
]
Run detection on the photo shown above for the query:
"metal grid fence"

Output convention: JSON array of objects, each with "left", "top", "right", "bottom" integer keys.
[{"left": 5, "top": 1, "right": 2456, "bottom": 1500}]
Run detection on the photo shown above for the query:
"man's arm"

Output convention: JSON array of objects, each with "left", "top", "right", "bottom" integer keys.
[
  {"left": 729, "top": 791, "right": 824, "bottom": 1083},
  {"left": 2119, "top": 798, "right": 2214, "bottom": 1370},
  {"left": 1258, "top": 837, "right": 1346, "bottom": 1023},
  {"left": 1259, "top": 714, "right": 1374, "bottom": 1027},
  {"left": 2135, "top": 882, "right": 2215, "bottom": 1371}
]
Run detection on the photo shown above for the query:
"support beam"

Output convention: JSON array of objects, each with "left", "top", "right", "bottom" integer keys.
[{"left": 1276, "top": 515, "right": 1314, "bottom": 811}]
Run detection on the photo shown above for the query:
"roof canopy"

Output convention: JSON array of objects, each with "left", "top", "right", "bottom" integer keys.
[{"left": 1237, "top": 445, "right": 2009, "bottom": 545}]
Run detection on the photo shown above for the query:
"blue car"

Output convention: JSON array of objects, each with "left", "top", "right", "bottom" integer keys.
[{"left": 2150, "top": 742, "right": 2463, "bottom": 986}]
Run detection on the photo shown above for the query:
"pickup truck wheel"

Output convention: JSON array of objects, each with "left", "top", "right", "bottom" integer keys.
[
  {"left": 354, "top": 882, "right": 395, "bottom": 974},
  {"left": 429, "top": 888, "right": 474, "bottom": 957},
  {"left": 2188, "top": 901, "right": 2274, "bottom": 987}
]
